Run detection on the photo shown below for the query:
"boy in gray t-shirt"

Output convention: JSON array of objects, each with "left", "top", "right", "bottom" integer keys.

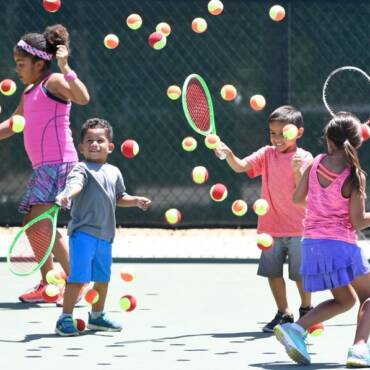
[{"left": 55, "top": 118, "right": 151, "bottom": 336}]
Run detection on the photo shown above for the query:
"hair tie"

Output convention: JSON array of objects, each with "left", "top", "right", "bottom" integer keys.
[{"left": 17, "top": 40, "right": 53, "bottom": 61}]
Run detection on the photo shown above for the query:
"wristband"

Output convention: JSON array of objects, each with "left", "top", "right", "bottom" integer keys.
[{"left": 64, "top": 70, "right": 78, "bottom": 82}]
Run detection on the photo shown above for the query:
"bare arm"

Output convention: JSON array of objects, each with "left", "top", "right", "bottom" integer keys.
[
  {"left": 0, "top": 97, "right": 23, "bottom": 140},
  {"left": 217, "top": 142, "right": 252, "bottom": 173},
  {"left": 292, "top": 164, "right": 312, "bottom": 207},
  {"left": 350, "top": 174, "right": 370, "bottom": 230},
  {"left": 117, "top": 194, "right": 151, "bottom": 210},
  {"left": 55, "top": 183, "right": 83, "bottom": 207}
]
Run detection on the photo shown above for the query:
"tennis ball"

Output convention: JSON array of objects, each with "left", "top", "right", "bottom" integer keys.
[
  {"left": 148, "top": 32, "right": 167, "bottom": 50},
  {"left": 232, "top": 200, "right": 248, "bottom": 216},
  {"left": 104, "top": 34, "right": 119, "bottom": 49},
  {"left": 167, "top": 85, "right": 181, "bottom": 100},
  {"left": 120, "top": 268, "right": 136, "bottom": 282},
  {"left": 269, "top": 5, "right": 286, "bottom": 22},
  {"left": 85, "top": 289, "right": 99, "bottom": 304},
  {"left": 156, "top": 22, "right": 171, "bottom": 37},
  {"left": 43, "top": 0, "right": 61, "bottom": 13},
  {"left": 192, "top": 166, "right": 209, "bottom": 184},
  {"left": 0, "top": 79, "right": 17, "bottom": 96},
  {"left": 165, "top": 208, "right": 181, "bottom": 225},
  {"left": 208, "top": 0, "right": 224, "bottom": 15},
  {"left": 253, "top": 198, "right": 269, "bottom": 216},
  {"left": 42, "top": 284, "right": 60, "bottom": 302},
  {"left": 121, "top": 139, "right": 139, "bottom": 158},
  {"left": 210, "top": 183, "right": 228, "bottom": 202},
  {"left": 307, "top": 322, "right": 324, "bottom": 336},
  {"left": 361, "top": 123, "right": 370, "bottom": 141},
  {"left": 74, "top": 318, "right": 86, "bottom": 332},
  {"left": 126, "top": 13, "right": 142, "bottom": 30},
  {"left": 220, "top": 84, "right": 237, "bottom": 101},
  {"left": 250, "top": 94, "right": 266, "bottom": 111},
  {"left": 120, "top": 294, "right": 137, "bottom": 312},
  {"left": 204, "top": 134, "right": 220, "bottom": 149},
  {"left": 192, "top": 18, "right": 207, "bottom": 34},
  {"left": 256, "top": 233, "right": 274, "bottom": 250},
  {"left": 9, "top": 115, "right": 25, "bottom": 133},
  {"left": 182, "top": 136, "right": 197, "bottom": 152},
  {"left": 46, "top": 269, "right": 66, "bottom": 286},
  {"left": 283, "top": 124, "right": 299, "bottom": 141}
]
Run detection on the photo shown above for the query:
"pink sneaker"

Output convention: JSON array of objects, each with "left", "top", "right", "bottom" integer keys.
[{"left": 19, "top": 281, "right": 47, "bottom": 303}]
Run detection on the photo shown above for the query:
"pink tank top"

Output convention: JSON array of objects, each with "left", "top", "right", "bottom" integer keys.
[
  {"left": 23, "top": 77, "right": 78, "bottom": 168},
  {"left": 304, "top": 154, "right": 356, "bottom": 243}
]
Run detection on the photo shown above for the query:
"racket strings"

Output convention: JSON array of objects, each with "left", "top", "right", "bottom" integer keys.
[{"left": 186, "top": 80, "right": 211, "bottom": 132}]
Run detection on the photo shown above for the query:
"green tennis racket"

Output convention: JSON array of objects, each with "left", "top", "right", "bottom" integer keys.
[
  {"left": 7, "top": 204, "right": 60, "bottom": 276},
  {"left": 182, "top": 73, "right": 226, "bottom": 159}
]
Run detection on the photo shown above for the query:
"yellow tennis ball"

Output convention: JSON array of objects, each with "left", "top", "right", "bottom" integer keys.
[
  {"left": 220, "top": 84, "right": 237, "bottom": 101},
  {"left": 167, "top": 85, "right": 181, "bottom": 100},
  {"left": 46, "top": 269, "right": 66, "bottom": 285},
  {"left": 192, "top": 18, "right": 207, "bottom": 33},
  {"left": 182, "top": 136, "right": 197, "bottom": 152},
  {"left": 232, "top": 200, "right": 248, "bottom": 216},
  {"left": 204, "top": 134, "right": 220, "bottom": 149},
  {"left": 256, "top": 233, "right": 274, "bottom": 250},
  {"left": 192, "top": 166, "right": 209, "bottom": 184},
  {"left": 9, "top": 115, "right": 25, "bottom": 133},
  {"left": 283, "top": 124, "right": 299, "bottom": 141},
  {"left": 208, "top": 0, "right": 224, "bottom": 15},
  {"left": 104, "top": 34, "right": 119, "bottom": 49},
  {"left": 156, "top": 22, "right": 171, "bottom": 37},
  {"left": 148, "top": 32, "right": 167, "bottom": 50},
  {"left": 250, "top": 94, "right": 266, "bottom": 111},
  {"left": 120, "top": 295, "right": 137, "bottom": 312},
  {"left": 165, "top": 208, "right": 181, "bottom": 225},
  {"left": 126, "top": 13, "right": 142, "bottom": 30},
  {"left": 0, "top": 79, "right": 17, "bottom": 96},
  {"left": 85, "top": 289, "right": 100, "bottom": 304},
  {"left": 269, "top": 5, "right": 286, "bottom": 22},
  {"left": 253, "top": 198, "right": 269, "bottom": 216}
]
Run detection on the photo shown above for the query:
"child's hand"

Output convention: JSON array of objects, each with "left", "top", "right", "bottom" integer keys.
[
  {"left": 215, "top": 141, "right": 231, "bottom": 159},
  {"left": 56, "top": 45, "right": 69, "bottom": 70},
  {"left": 136, "top": 197, "right": 151, "bottom": 211},
  {"left": 292, "top": 152, "right": 306, "bottom": 173},
  {"left": 55, "top": 193, "right": 70, "bottom": 208}
]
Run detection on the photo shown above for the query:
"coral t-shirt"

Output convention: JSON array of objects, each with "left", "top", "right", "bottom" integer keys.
[{"left": 246, "top": 145, "right": 312, "bottom": 237}]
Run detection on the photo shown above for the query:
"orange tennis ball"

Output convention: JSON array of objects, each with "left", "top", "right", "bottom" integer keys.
[
  {"left": 208, "top": 0, "right": 224, "bottom": 15},
  {"left": 220, "top": 84, "right": 237, "bottom": 101},
  {"left": 0, "top": 79, "right": 17, "bottom": 96},
  {"left": 126, "top": 13, "right": 142, "bottom": 30},
  {"left": 192, "top": 166, "right": 209, "bottom": 184},
  {"left": 256, "top": 233, "right": 274, "bottom": 250},
  {"left": 253, "top": 198, "right": 269, "bottom": 216},
  {"left": 148, "top": 32, "right": 167, "bottom": 50},
  {"left": 121, "top": 139, "right": 139, "bottom": 158},
  {"left": 182, "top": 136, "right": 197, "bottom": 152},
  {"left": 232, "top": 200, "right": 248, "bottom": 216},
  {"left": 43, "top": 0, "right": 61, "bottom": 12},
  {"left": 104, "top": 34, "right": 119, "bottom": 49},
  {"left": 204, "top": 134, "right": 220, "bottom": 149},
  {"left": 120, "top": 294, "right": 137, "bottom": 312},
  {"left": 120, "top": 268, "right": 136, "bottom": 282},
  {"left": 42, "top": 284, "right": 60, "bottom": 302},
  {"left": 74, "top": 318, "right": 86, "bottom": 332},
  {"left": 269, "top": 5, "right": 286, "bottom": 22},
  {"left": 192, "top": 18, "right": 207, "bottom": 33},
  {"left": 165, "top": 208, "right": 182, "bottom": 225},
  {"left": 156, "top": 22, "right": 171, "bottom": 37},
  {"left": 308, "top": 322, "right": 324, "bottom": 336},
  {"left": 361, "top": 123, "right": 370, "bottom": 141},
  {"left": 167, "top": 85, "right": 181, "bottom": 100},
  {"left": 210, "top": 183, "right": 228, "bottom": 202},
  {"left": 250, "top": 94, "right": 266, "bottom": 111},
  {"left": 283, "top": 124, "right": 299, "bottom": 141},
  {"left": 85, "top": 289, "right": 99, "bottom": 304}
]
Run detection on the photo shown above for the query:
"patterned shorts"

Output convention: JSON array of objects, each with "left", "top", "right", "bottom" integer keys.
[{"left": 19, "top": 162, "right": 77, "bottom": 214}]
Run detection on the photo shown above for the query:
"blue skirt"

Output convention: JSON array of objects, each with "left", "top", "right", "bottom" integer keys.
[{"left": 300, "top": 238, "right": 370, "bottom": 292}]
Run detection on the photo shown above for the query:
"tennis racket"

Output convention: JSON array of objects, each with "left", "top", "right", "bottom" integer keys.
[
  {"left": 322, "top": 66, "right": 370, "bottom": 118},
  {"left": 182, "top": 73, "right": 226, "bottom": 159},
  {"left": 7, "top": 204, "right": 60, "bottom": 276}
]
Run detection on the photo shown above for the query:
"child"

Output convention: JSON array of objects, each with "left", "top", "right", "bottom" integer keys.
[
  {"left": 0, "top": 24, "right": 90, "bottom": 303},
  {"left": 274, "top": 112, "right": 370, "bottom": 366},
  {"left": 55, "top": 118, "right": 151, "bottom": 336},
  {"left": 216, "top": 106, "right": 313, "bottom": 332}
]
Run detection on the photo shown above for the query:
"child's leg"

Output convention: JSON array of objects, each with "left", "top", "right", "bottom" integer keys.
[
  {"left": 268, "top": 277, "right": 290, "bottom": 313},
  {"left": 51, "top": 230, "right": 70, "bottom": 275},
  {"left": 62, "top": 283, "right": 84, "bottom": 314},
  {"left": 91, "top": 282, "right": 108, "bottom": 313},
  {"left": 295, "top": 280, "right": 311, "bottom": 309}
]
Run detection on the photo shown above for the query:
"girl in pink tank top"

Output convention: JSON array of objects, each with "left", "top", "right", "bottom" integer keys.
[
  {"left": 274, "top": 113, "right": 370, "bottom": 366},
  {"left": 0, "top": 24, "right": 90, "bottom": 304}
]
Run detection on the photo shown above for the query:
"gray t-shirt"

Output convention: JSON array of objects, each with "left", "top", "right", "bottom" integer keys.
[{"left": 66, "top": 161, "right": 126, "bottom": 242}]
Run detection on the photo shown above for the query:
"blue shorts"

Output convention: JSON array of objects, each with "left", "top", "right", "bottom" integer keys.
[{"left": 68, "top": 231, "right": 112, "bottom": 283}]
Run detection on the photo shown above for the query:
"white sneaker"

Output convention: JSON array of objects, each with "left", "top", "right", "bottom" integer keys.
[{"left": 346, "top": 344, "right": 370, "bottom": 368}]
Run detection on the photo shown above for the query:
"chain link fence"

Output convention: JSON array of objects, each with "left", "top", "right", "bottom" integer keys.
[{"left": 0, "top": 0, "right": 369, "bottom": 227}]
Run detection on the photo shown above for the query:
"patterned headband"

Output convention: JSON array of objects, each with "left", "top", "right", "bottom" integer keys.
[{"left": 17, "top": 40, "right": 53, "bottom": 61}]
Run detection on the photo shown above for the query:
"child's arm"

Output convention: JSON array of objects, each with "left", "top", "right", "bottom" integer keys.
[
  {"left": 350, "top": 174, "right": 370, "bottom": 230},
  {"left": 217, "top": 142, "right": 252, "bottom": 173},
  {"left": 117, "top": 194, "right": 151, "bottom": 210},
  {"left": 0, "top": 98, "right": 24, "bottom": 140},
  {"left": 56, "top": 183, "right": 83, "bottom": 207},
  {"left": 292, "top": 164, "right": 312, "bottom": 207}
]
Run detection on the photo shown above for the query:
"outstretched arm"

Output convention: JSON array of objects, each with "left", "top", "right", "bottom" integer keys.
[
  {"left": 0, "top": 98, "right": 23, "bottom": 140},
  {"left": 217, "top": 141, "right": 252, "bottom": 173},
  {"left": 292, "top": 164, "right": 311, "bottom": 207},
  {"left": 117, "top": 194, "right": 151, "bottom": 210},
  {"left": 56, "top": 183, "right": 83, "bottom": 207}
]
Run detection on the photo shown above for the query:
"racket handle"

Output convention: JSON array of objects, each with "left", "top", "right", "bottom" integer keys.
[{"left": 215, "top": 149, "right": 226, "bottom": 160}]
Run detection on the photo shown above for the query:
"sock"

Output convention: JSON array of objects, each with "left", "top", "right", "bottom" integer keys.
[
  {"left": 90, "top": 311, "right": 103, "bottom": 319},
  {"left": 291, "top": 323, "right": 305, "bottom": 334},
  {"left": 59, "top": 313, "right": 72, "bottom": 320}
]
